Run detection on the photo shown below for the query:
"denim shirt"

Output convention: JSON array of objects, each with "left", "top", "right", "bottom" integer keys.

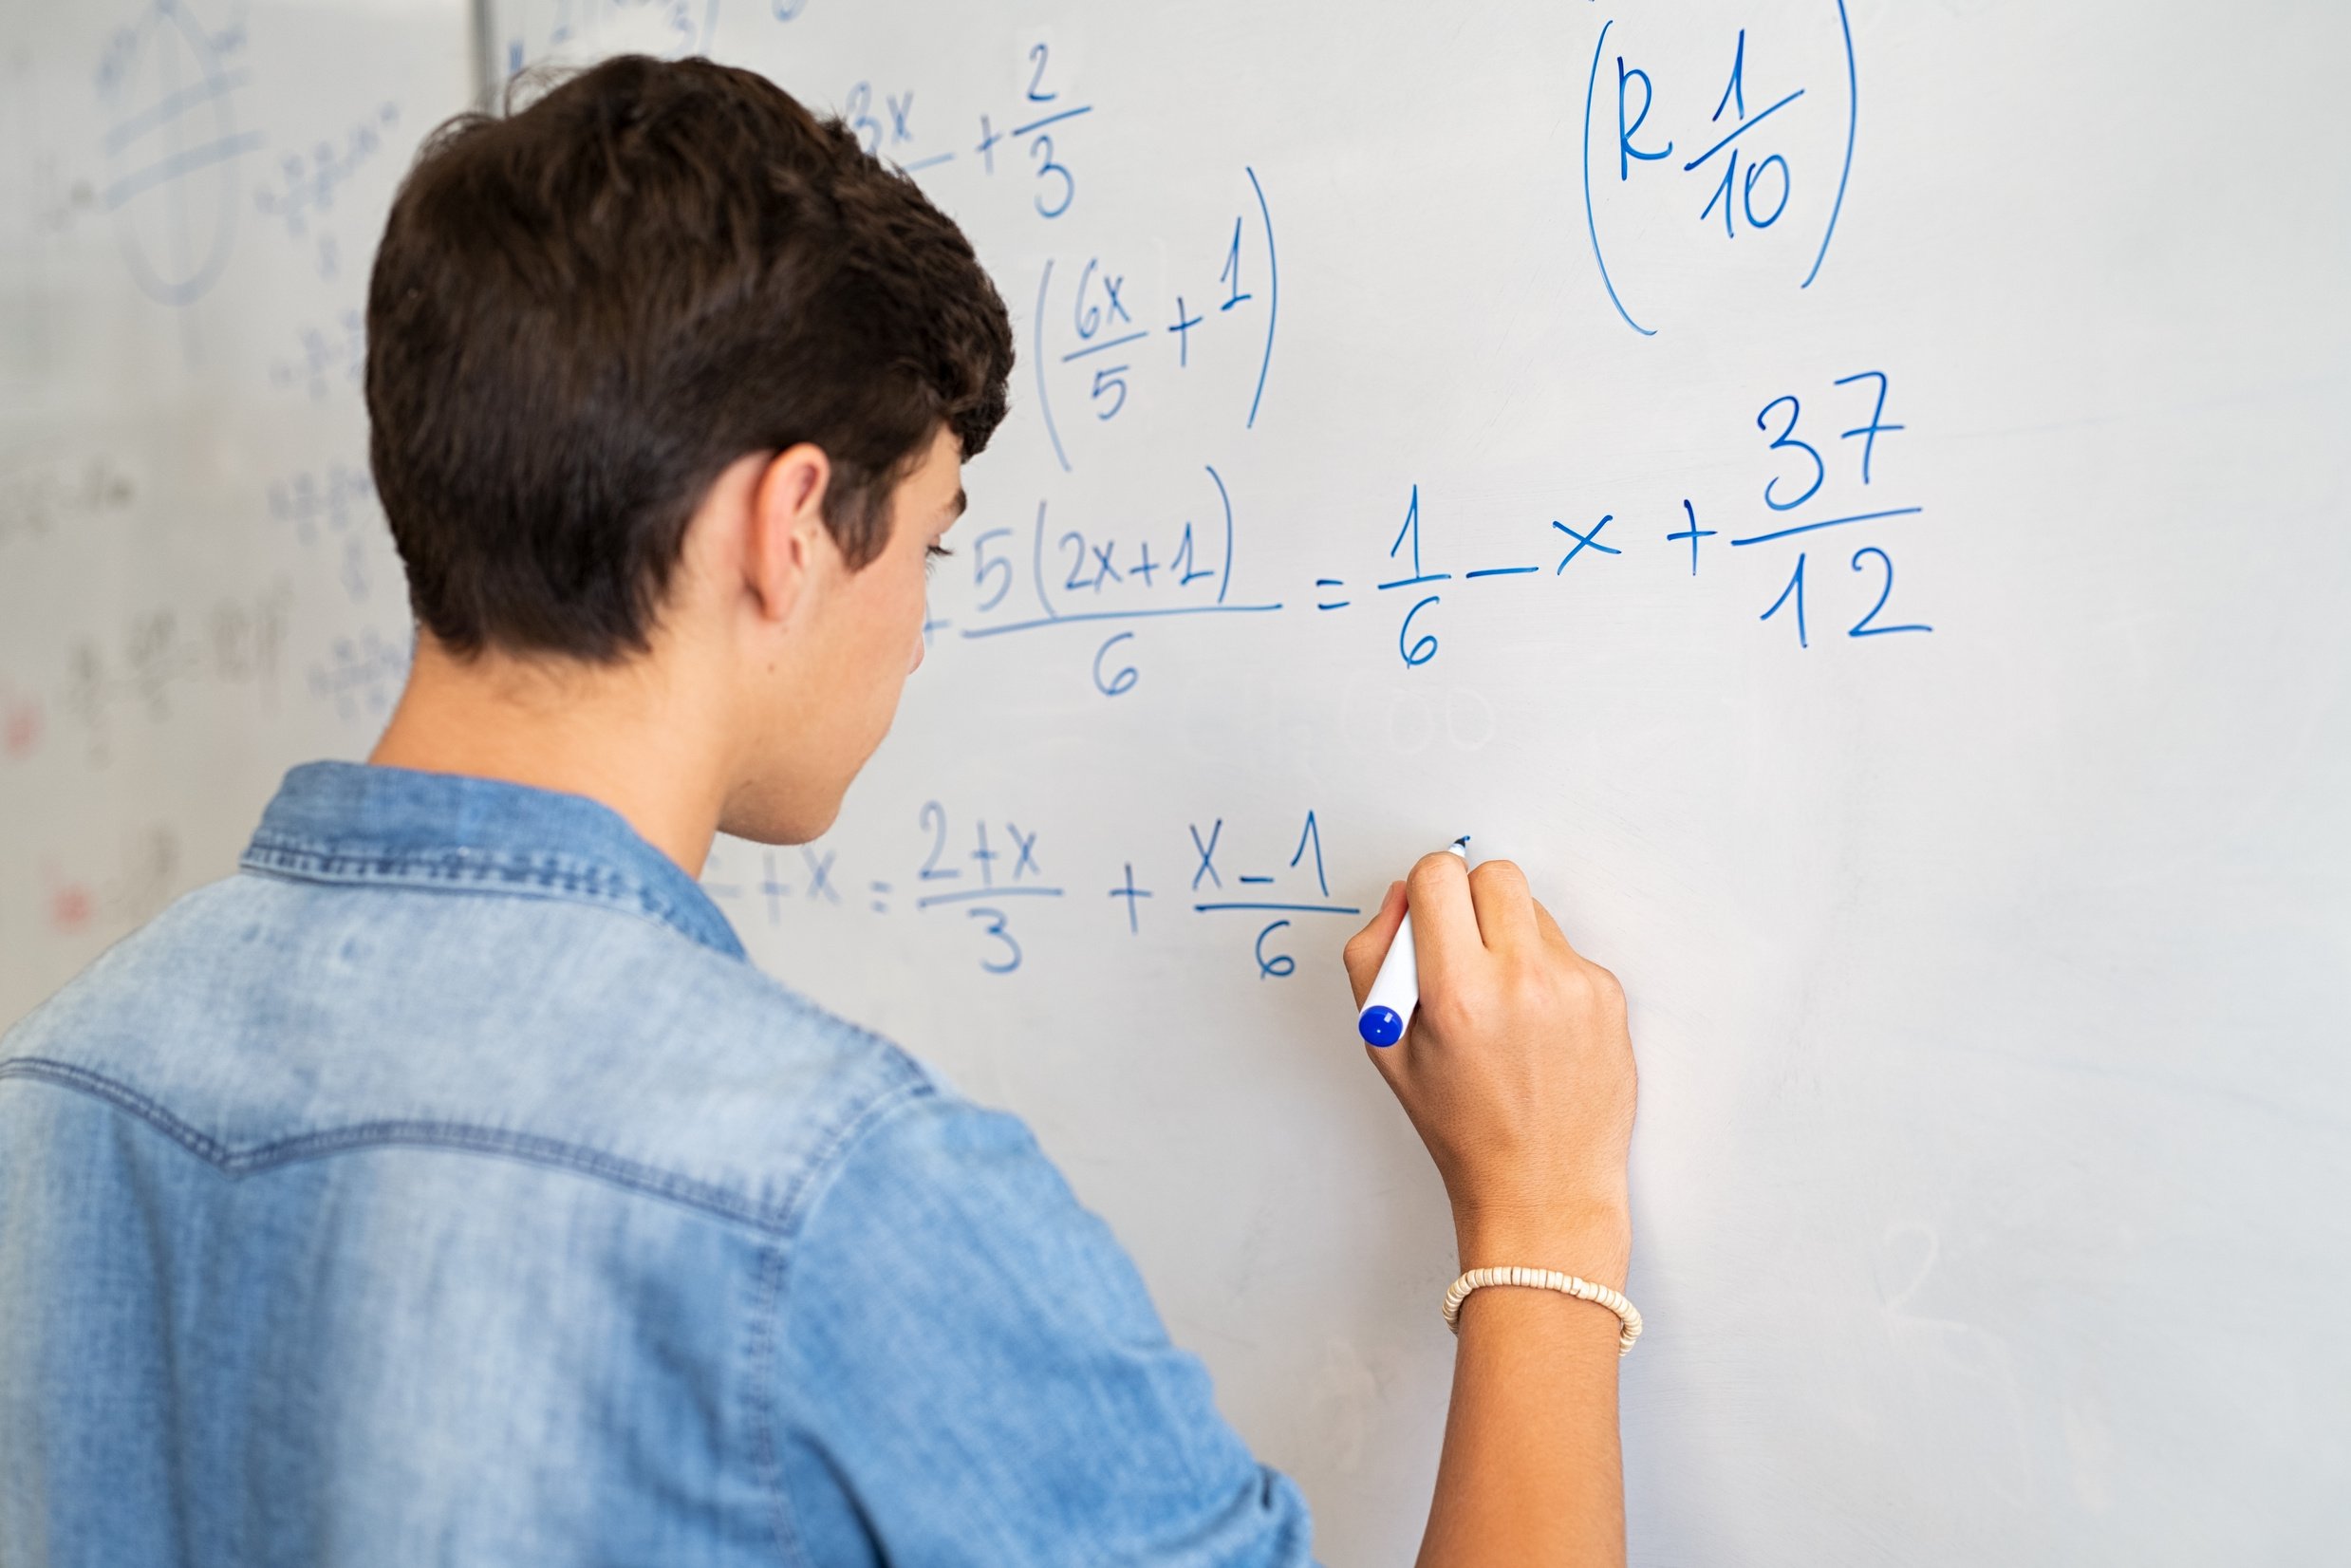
[{"left": 0, "top": 762, "right": 1315, "bottom": 1567}]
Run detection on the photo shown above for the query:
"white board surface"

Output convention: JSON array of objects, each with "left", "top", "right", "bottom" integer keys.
[
  {"left": 0, "top": 0, "right": 471, "bottom": 999},
  {"left": 7, "top": 3, "right": 2350, "bottom": 1561}
]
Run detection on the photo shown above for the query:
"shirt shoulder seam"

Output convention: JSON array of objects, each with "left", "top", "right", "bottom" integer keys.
[{"left": 0, "top": 1055, "right": 933, "bottom": 1239}]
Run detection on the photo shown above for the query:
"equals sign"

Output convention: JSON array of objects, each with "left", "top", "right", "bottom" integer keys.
[
  {"left": 1315, "top": 578, "right": 1350, "bottom": 610},
  {"left": 869, "top": 881, "right": 894, "bottom": 915}
]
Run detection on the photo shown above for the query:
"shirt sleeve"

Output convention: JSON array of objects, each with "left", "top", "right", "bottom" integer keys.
[{"left": 761, "top": 1084, "right": 1317, "bottom": 1568}]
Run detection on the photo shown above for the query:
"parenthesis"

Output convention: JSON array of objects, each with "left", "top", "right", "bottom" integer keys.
[
  {"left": 1802, "top": 0, "right": 1858, "bottom": 289},
  {"left": 1031, "top": 498, "right": 1058, "bottom": 620},
  {"left": 1581, "top": 18, "right": 1655, "bottom": 337},
  {"left": 1034, "top": 258, "right": 1073, "bottom": 472},
  {"left": 1243, "top": 165, "right": 1277, "bottom": 428},
  {"left": 1207, "top": 463, "right": 1235, "bottom": 606}
]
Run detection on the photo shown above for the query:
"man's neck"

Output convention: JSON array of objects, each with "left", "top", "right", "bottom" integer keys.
[{"left": 367, "top": 635, "right": 734, "bottom": 878}]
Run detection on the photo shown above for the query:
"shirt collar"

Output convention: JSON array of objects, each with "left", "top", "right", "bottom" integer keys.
[{"left": 240, "top": 760, "right": 746, "bottom": 961}]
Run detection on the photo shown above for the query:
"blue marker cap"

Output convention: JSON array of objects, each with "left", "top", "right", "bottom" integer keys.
[{"left": 1354, "top": 835, "right": 1465, "bottom": 1050}]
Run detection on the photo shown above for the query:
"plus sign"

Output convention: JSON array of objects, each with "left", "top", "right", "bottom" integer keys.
[
  {"left": 760, "top": 851, "right": 791, "bottom": 924},
  {"left": 1167, "top": 294, "right": 1203, "bottom": 366},
  {"left": 1666, "top": 498, "right": 1718, "bottom": 575},
  {"left": 1108, "top": 862, "right": 1154, "bottom": 934}
]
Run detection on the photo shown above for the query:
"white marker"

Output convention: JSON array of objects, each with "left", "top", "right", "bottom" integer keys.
[{"left": 1357, "top": 836, "right": 1469, "bottom": 1047}]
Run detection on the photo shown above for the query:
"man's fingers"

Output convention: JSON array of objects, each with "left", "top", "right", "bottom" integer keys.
[
  {"left": 1341, "top": 880, "right": 1407, "bottom": 1008},
  {"left": 1465, "top": 859, "right": 1538, "bottom": 953}
]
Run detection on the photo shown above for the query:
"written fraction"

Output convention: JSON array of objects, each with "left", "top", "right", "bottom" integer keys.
[
  {"left": 881, "top": 6, "right": 1930, "bottom": 699},
  {"left": 695, "top": 7, "right": 1912, "bottom": 982},
  {"left": 708, "top": 806, "right": 1353, "bottom": 981},
  {"left": 931, "top": 363, "right": 1930, "bottom": 699}
]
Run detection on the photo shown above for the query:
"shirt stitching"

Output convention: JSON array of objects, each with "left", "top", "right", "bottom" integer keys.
[
  {"left": 745, "top": 1243, "right": 810, "bottom": 1568},
  {"left": 237, "top": 845, "right": 741, "bottom": 959},
  {"left": 238, "top": 762, "right": 746, "bottom": 958},
  {"left": 0, "top": 1056, "right": 891, "bottom": 1238},
  {"left": 744, "top": 1073, "right": 938, "bottom": 1566},
  {"left": 245, "top": 837, "right": 646, "bottom": 888}
]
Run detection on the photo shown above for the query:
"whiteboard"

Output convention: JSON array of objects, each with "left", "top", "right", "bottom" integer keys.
[
  {"left": 0, "top": 0, "right": 471, "bottom": 1002},
  {"left": 9, "top": 2, "right": 2351, "bottom": 1561}
]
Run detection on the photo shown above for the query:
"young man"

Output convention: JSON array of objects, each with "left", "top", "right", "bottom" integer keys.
[{"left": 0, "top": 56, "right": 1637, "bottom": 1567}]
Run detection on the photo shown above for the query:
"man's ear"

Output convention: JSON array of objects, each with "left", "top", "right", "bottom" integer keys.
[{"left": 744, "top": 443, "right": 833, "bottom": 626}]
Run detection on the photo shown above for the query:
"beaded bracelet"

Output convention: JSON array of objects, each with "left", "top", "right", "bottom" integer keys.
[{"left": 1441, "top": 1266, "right": 1643, "bottom": 1356}]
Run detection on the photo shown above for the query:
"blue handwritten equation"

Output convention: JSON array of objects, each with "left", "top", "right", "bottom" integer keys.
[
  {"left": 834, "top": 41, "right": 1103, "bottom": 229},
  {"left": 1151, "top": 810, "right": 1353, "bottom": 981},
  {"left": 932, "top": 463, "right": 1283, "bottom": 697},
  {"left": 95, "top": 0, "right": 259, "bottom": 307},
  {"left": 0, "top": 453, "right": 137, "bottom": 551},
  {"left": 706, "top": 806, "right": 1353, "bottom": 979},
  {"left": 269, "top": 309, "right": 366, "bottom": 401},
  {"left": 268, "top": 461, "right": 379, "bottom": 604},
  {"left": 930, "top": 367, "right": 1931, "bottom": 693},
  {"left": 309, "top": 627, "right": 412, "bottom": 724},
  {"left": 1739, "top": 369, "right": 1929, "bottom": 648},
  {"left": 252, "top": 102, "right": 401, "bottom": 281},
  {"left": 1581, "top": 4, "right": 1857, "bottom": 334},
  {"left": 498, "top": 0, "right": 718, "bottom": 76},
  {"left": 1314, "top": 367, "right": 1929, "bottom": 663},
  {"left": 1029, "top": 166, "right": 1278, "bottom": 472},
  {"left": 706, "top": 801, "right": 1059, "bottom": 976},
  {"left": 56, "top": 583, "right": 291, "bottom": 764}
]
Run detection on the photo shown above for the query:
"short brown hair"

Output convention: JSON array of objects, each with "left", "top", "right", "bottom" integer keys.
[{"left": 365, "top": 55, "right": 1014, "bottom": 661}]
